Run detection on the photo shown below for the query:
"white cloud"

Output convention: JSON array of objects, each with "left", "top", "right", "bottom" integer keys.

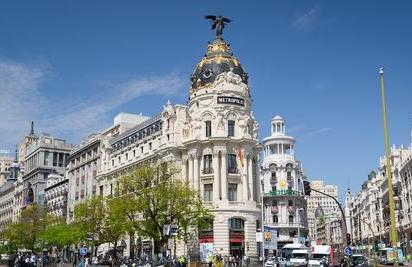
[
  {"left": 0, "top": 59, "right": 185, "bottom": 149},
  {"left": 43, "top": 73, "right": 184, "bottom": 139},
  {"left": 306, "top": 127, "right": 332, "bottom": 136},
  {"left": 0, "top": 60, "right": 46, "bottom": 149},
  {"left": 291, "top": 6, "right": 319, "bottom": 31}
]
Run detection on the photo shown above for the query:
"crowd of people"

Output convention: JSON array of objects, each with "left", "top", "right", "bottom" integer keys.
[
  {"left": 8, "top": 252, "right": 49, "bottom": 267},
  {"left": 207, "top": 254, "right": 250, "bottom": 267}
]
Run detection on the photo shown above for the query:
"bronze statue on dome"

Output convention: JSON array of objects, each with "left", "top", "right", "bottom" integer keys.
[{"left": 204, "top": 15, "right": 231, "bottom": 38}]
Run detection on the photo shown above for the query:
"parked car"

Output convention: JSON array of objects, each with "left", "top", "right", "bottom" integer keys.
[
  {"left": 265, "top": 256, "right": 277, "bottom": 267},
  {"left": 351, "top": 255, "right": 368, "bottom": 267}
]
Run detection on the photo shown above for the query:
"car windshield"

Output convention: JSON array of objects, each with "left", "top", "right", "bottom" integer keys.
[
  {"left": 352, "top": 256, "right": 366, "bottom": 263},
  {"left": 312, "top": 254, "right": 328, "bottom": 259},
  {"left": 292, "top": 254, "right": 308, "bottom": 259}
]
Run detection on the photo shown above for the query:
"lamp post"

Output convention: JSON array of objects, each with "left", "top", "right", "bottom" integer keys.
[{"left": 379, "top": 67, "right": 398, "bottom": 266}]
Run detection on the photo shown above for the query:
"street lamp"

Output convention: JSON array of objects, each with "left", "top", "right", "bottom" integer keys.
[{"left": 297, "top": 208, "right": 304, "bottom": 243}]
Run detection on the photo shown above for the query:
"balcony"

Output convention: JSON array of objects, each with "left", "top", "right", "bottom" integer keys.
[
  {"left": 265, "top": 189, "right": 302, "bottom": 197},
  {"left": 228, "top": 201, "right": 245, "bottom": 206},
  {"left": 202, "top": 168, "right": 213, "bottom": 174},
  {"left": 228, "top": 168, "right": 239, "bottom": 174},
  {"left": 268, "top": 222, "right": 308, "bottom": 228}
]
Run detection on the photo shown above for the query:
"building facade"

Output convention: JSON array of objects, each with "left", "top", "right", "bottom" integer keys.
[
  {"left": 66, "top": 112, "right": 147, "bottom": 222},
  {"left": 96, "top": 34, "right": 261, "bottom": 260},
  {"left": 260, "top": 115, "right": 308, "bottom": 249},
  {"left": 18, "top": 122, "right": 39, "bottom": 168},
  {"left": 0, "top": 155, "right": 14, "bottom": 186},
  {"left": 0, "top": 153, "right": 21, "bottom": 232},
  {"left": 45, "top": 174, "right": 69, "bottom": 218},
  {"left": 22, "top": 134, "right": 74, "bottom": 206},
  {"left": 306, "top": 180, "right": 340, "bottom": 243},
  {"left": 348, "top": 143, "right": 412, "bottom": 253}
]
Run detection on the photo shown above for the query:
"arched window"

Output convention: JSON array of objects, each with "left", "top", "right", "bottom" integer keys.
[
  {"left": 273, "top": 215, "right": 278, "bottom": 223},
  {"left": 289, "top": 215, "right": 294, "bottom": 223},
  {"left": 229, "top": 218, "right": 244, "bottom": 231}
]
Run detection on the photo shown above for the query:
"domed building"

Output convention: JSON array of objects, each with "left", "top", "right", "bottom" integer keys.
[
  {"left": 96, "top": 23, "right": 261, "bottom": 261},
  {"left": 260, "top": 116, "right": 308, "bottom": 251}
]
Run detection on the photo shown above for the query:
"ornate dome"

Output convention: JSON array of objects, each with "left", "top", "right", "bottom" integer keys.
[{"left": 190, "top": 38, "right": 248, "bottom": 90}]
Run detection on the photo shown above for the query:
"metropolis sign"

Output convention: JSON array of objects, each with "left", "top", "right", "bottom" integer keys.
[{"left": 217, "top": 96, "right": 245, "bottom": 106}]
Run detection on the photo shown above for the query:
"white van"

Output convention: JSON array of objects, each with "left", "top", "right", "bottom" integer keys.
[
  {"left": 281, "top": 243, "right": 307, "bottom": 261},
  {"left": 289, "top": 249, "right": 309, "bottom": 267},
  {"left": 308, "top": 245, "right": 331, "bottom": 266}
]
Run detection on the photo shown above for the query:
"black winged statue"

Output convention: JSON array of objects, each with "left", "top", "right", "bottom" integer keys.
[{"left": 205, "top": 15, "right": 232, "bottom": 38}]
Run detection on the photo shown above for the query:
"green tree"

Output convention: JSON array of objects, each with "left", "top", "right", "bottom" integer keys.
[
  {"left": 40, "top": 217, "right": 83, "bottom": 259},
  {"left": 4, "top": 204, "right": 48, "bottom": 251},
  {"left": 118, "top": 163, "right": 212, "bottom": 255},
  {"left": 74, "top": 195, "right": 105, "bottom": 255}
]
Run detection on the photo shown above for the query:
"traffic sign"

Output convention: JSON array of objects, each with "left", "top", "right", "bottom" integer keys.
[
  {"left": 344, "top": 246, "right": 352, "bottom": 256},
  {"left": 79, "top": 247, "right": 88, "bottom": 256}
]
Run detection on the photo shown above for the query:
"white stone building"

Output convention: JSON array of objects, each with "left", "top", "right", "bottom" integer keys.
[
  {"left": 96, "top": 35, "right": 261, "bottom": 260},
  {"left": 306, "top": 180, "right": 340, "bottom": 243},
  {"left": 0, "top": 153, "right": 21, "bottom": 232},
  {"left": 66, "top": 113, "right": 147, "bottom": 222},
  {"left": 0, "top": 154, "right": 13, "bottom": 187},
  {"left": 45, "top": 174, "right": 69, "bottom": 218},
  {"left": 260, "top": 115, "right": 308, "bottom": 250},
  {"left": 23, "top": 134, "right": 74, "bottom": 206},
  {"left": 348, "top": 143, "right": 412, "bottom": 252}
]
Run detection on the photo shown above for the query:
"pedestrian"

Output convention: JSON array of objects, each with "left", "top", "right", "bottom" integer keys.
[{"left": 29, "top": 254, "right": 36, "bottom": 267}]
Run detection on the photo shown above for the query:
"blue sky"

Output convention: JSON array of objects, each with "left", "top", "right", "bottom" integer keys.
[{"left": 1, "top": 1, "right": 411, "bottom": 198}]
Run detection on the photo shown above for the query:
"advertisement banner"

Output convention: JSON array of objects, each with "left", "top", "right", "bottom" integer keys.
[
  {"left": 263, "top": 226, "right": 277, "bottom": 250},
  {"left": 199, "top": 243, "right": 213, "bottom": 262}
]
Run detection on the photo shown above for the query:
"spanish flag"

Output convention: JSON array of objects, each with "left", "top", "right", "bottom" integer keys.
[{"left": 237, "top": 146, "right": 245, "bottom": 167}]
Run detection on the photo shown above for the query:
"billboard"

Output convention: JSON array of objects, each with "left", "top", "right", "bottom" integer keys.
[{"left": 263, "top": 226, "right": 277, "bottom": 250}]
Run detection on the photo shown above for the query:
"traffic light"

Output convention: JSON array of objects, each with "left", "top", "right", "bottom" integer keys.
[
  {"left": 303, "top": 181, "right": 311, "bottom": 196},
  {"left": 346, "top": 233, "right": 351, "bottom": 245}
]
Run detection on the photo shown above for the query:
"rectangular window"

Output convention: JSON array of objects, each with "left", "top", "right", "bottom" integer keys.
[
  {"left": 228, "top": 120, "right": 235, "bottom": 137},
  {"left": 111, "top": 159, "right": 114, "bottom": 166},
  {"left": 228, "top": 154, "right": 237, "bottom": 173},
  {"left": 53, "top": 152, "right": 58, "bottom": 167},
  {"left": 126, "top": 153, "right": 128, "bottom": 161},
  {"left": 228, "top": 183, "right": 237, "bottom": 201},
  {"left": 273, "top": 215, "right": 278, "bottom": 223},
  {"left": 203, "top": 155, "right": 213, "bottom": 174},
  {"left": 205, "top": 121, "right": 212, "bottom": 137},
  {"left": 149, "top": 142, "right": 152, "bottom": 150},
  {"left": 204, "top": 184, "right": 213, "bottom": 202},
  {"left": 100, "top": 185, "right": 104, "bottom": 196},
  {"left": 44, "top": 151, "right": 49, "bottom": 166},
  {"left": 288, "top": 200, "right": 294, "bottom": 207}
]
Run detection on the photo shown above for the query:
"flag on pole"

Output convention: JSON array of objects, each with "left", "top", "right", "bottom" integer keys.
[{"left": 237, "top": 146, "right": 245, "bottom": 168}]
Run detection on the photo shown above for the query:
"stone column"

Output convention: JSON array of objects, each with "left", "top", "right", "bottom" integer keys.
[
  {"left": 213, "top": 151, "right": 220, "bottom": 201},
  {"left": 188, "top": 156, "right": 193, "bottom": 188},
  {"left": 243, "top": 155, "right": 249, "bottom": 201},
  {"left": 193, "top": 155, "right": 199, "bottom": 192},
  {"left": 213, "top": 215, "right": 229, "bottom": 256},
  {"left": 244, "top": 217, "right": 258, "bottom": 259},
  {"left": 248, "top": 156, "right": 254, "bottom": 201},
  {"left": 221, "top": 151, "right": 228, "bottom": 201},
  {"left": 182, "top": 155, "right": 188, "bottom": 183}
]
